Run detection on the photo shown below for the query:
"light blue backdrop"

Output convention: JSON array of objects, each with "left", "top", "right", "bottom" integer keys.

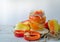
[{"left": 0, "top": 0, "right": 60, "bottom": 26}]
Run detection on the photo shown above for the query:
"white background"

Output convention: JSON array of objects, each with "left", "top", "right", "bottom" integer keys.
[{"left": 0, "top": 0, "right": 60, "bottom": 26}]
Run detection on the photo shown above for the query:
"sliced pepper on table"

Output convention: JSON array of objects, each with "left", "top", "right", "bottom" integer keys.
[
  {"left": 14, "top": 22, "right": 30, "bottom": 37},
  {"left": 48, "top": 19, "right": 59, "bottom": 34},
  {"left": 24, "top": 31, "right": 41, "bottom": 41}
]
